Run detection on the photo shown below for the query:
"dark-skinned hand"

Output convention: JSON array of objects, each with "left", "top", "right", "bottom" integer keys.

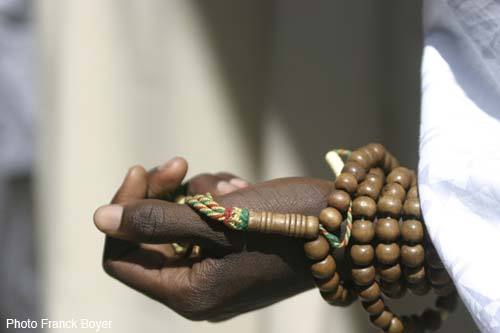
[{"left": 94, "top": 157, "right": 343, "bottom": 321}]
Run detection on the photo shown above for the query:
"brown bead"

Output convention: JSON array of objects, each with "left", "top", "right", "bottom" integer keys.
[
  {"left": 316, "top": 272, "right": 340, "bottom": 292},
  {"left": 436, "top": 293, "right": 458, "bottom": 312},
  {"left": 407, "top": 185, "right": 418, "bottom": 199},
  {"left": 321, "top": 284, "right": 344, "bottom": 303},
  {"left": 383, "top": 153, "right": 399, "bottom": 173},
  {"left": 375, "top": 243, "right": 400, "bottom": 265},
  {"left": 358, "top": 282, "right": 381, "bottom": 301},
  {"left": 381, "top": 280, "right": 406, "bottom": 299},
  {"left": 335, "top": 173, "right": 358, "bottom": 194},
  {"left": 248, "top": 211, "right": 320, "bottom": 239},
  {"left": 304, "top": 236, "right": 330, "bottom": 260},
  {"left": 352, "top": 196, "right": 377, "bottom": 219},
  {"left": 311, "top": 255, "right": 336, "bottom": 279},
  {"left": 365, "top": 143, "right": 386, "bottom": 164},
  {"left": 408, "top": 280, "right": 430, "bottom": 296},
  {"left": 356, "top": 181, "right": 381, "bottom": 200},
  {"left": 377, "top": 196, "right": 402, "bottom": 218},
  {"left": 352, "top": 219, "right": 375, "bottom": 243},
  {"left": 401, "top": 219, "right": 424, "bottom": 243},
  {"left": 342, "top": 162, "right": 366, "bottom": 182},
  {"left": 330, "top": 287, "right": 354, "bottom": 306},
  {"left": 327, "top": 190, "right": 351, "bottom": 213},
  {"left": 352, "top": 266, "right": 376, "bottom": 286},
  {"left": 319, "top": 207, "right": 343, "bottom": 233},
  {"left": 370, "top": 310, "right": 394, "bottom": 329},
  {"left": 375, "top": 218, "right": 400, "bottom": 242},
  {"left": 421, "top": 309, "right": 442, "bottom": 331},
  {"left": 428, "top": 268, "right": 451, "bottom": 286},
  {"left": 348, "top": 150, "right": 372, "bottom": 169},
  {"left": 387, "top": 167, "right": 412, "bottom": 190},
  {"left": 403, "top": 198, "right": 421, "bottom": 218},
  {"left": 365, "top": 173, "right": 385, "bottom": 188},
  {"left": 401, "top": 244, "right": 425, "bottom": 268},
  {"left": 381, "top": 183, "right": 406, "bottom": 201},
  {"left": 404, "top": 266, "right": 426, "bottom": 284},
  {"left": 387, "top": 317, "right": 404, "bottom": 333},
  {"left": 426, "top": 247, "right": 445, "bottom": 269},
  {"left": 362, "top": 298, "right": 385, "bottom": 315},
  {"left": 368, "top": 167, "right": 385, "bottom": 181},
  {"left": 378, "top": 263, "right": 402, "bottom": 283},
  {"left": 350, "top": 244, "right": 374, "bottom": 266}
]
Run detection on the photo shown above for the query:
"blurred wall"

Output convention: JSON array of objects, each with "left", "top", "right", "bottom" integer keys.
[{"left": 36, "top": 1, "right": 476, "bottom": 332}]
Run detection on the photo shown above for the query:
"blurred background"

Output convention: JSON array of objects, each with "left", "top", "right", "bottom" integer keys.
[{"left": 0, "top": 0, "right": 477, "bottom": 332}]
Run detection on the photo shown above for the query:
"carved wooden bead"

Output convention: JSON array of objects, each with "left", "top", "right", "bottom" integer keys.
[
  {"left": 377, "top": 196, "right": 402, "bottom": 218},
  {"left": 319, "top": 207, "right": 342, "bottom": 233},
  {"left": 375, "top": 218, "right": 400, "bottom": 242},
  {"left": 350, "top": 244, "right": 374, "bottom": 266},
  {"left": 335, "top": 173, "right": 358, "bottom": 194},
  {"left": 381, "top": 280, "right": 406, "bottom": 299},
  {"left": 378, "top": 263, "right": 402, "bottom": 283},
  {"left": 352, "top": 196, "right": 377, "bottom": 219},
  {"left": 311, "top": 255, "right": 336, "bottom": 279},
  {"left": 407, "top": 185, "right": 418, "bottom": 199},
  {"left": 317, "top": 272, "right": 340, "bottom": 292},
  {"left": 401, "top": 244, "right": 425, "bottom": 268},
  {"left": 362, "top": 298, "right": 385, "bottom": 315},
  {"left": 401, "top": 219, "right": 424, "bottom": 243},
  {"left": 248, "top": 211, "right": 319, "bottom": 239},
  {"left": 370, "top": 310, "right": 394, "bottom": 329},
  {"left": 358, "top": 282, "right": 381, "bottom": 301},
  {"left": 352, "top": 219, "right": 375, "bottom": 243},
  {"left": 356, "top": 181, "right": 381, "bottom": 200},
  {"left": 408, "top": 279, "right": 430, "bottom": 296},
  {"left": 327, "top": 190, "right": 351, "bottom": 213},
  {"left": 387, "top": 167, "right": 412, "bottom": 190},
  {"left": 352, "top": 266, "right": 376, "bottom": 286},
  {"left": 404, "top": 266, "right": 426, "bottom": 284},
  {"left": 348, "top": 149, "right": 372, "bottom": 169},
  {"left": 403, "top": 198, "right": 421, "bottom": 218},
  {"left": 421, "top": 309, "right": 442, "bottom": 331},
  {"left": 428, "top": 268, "right": 451, "bottom": 286},
  {"left": 375, "top": 243, "right": 400, "bottom": 265},
  {"left": 342, "top": 162, "right": 366, "bottom": 182},
  {"left": 304, "top": 236, "right": 330, "bottom": 260},
  {"left": 381, "top": 183, "right": 406, "bottom": 201},
  {"left": 365, "top": 143, "right": 386, "bottom": 164},
  {"left": 387, "top": 317, "right": 404, "bottom": 333}
]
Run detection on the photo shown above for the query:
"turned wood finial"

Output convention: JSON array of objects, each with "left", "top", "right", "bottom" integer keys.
[{"left": 247, "top": 211, "right": 319, "bottom": 239}]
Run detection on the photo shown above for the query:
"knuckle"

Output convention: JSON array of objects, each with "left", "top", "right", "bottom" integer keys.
[
  {"left": 188, "top": 174, "right": 214, "bottom": 192},
  {"left": 131, "top": 203, "right": 164, "bottom": 242}
]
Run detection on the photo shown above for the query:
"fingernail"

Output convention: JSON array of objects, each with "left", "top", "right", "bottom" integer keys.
[
  {"left": 93, "top": 204, "right": 123, "bottom": 233},
  {"left": 158, "top": 157, "right": 179, "bottom": 170},
  {"left": 216, "top": 181, "right": 238, "bottom": 194},
  {"left": 229, "top": 178, "right": 249, "bottom": 188}
]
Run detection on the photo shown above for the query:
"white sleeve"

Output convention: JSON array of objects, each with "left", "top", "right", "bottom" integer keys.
[{"left": 420, "top": 1, "right": 500, "bottom": 332}]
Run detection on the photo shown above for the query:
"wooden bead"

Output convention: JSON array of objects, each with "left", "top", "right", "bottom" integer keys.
[
  {"left": 421, "top": 309, "right": 442, "bottom": 331},
  {"left": 378, "top": 263, "right": 402, "bottom": 283},
  {"left": 304, "top": 236, "right": 330, "bottom": 260},
  {"left": 426, "top": 247, "right": 445, "bottom": 269},
  {"left": 401, "top": 219, "right": 424, "bottom": 243},
  {"left": 401, "top": 244, "right": 425, "bottom": 268},
  {"left": 387, "top": 167, "right": 412, "bottom": 190},
  {"left": 381, "top": 183, "right": 406, "bottom": 201},
  {"left": 352, "top": 266, "right": 376, "bottom": 286},
  {"left": 352, "top": 219, "right": 375, "bottom": 243},
  {"left": 362, "top": 298, "right": 385, "bottom": 315},
  {"left": 369, "top": 167, "right": 385, "bottom": 181},
  {"left": 317, "top": 272, "right": 340, "bottom": 292},
  {"left": 407, "top": 185, "right": 418, "bottom": 199},
  {"left": 375, "top": 243, "right": 400, "bottom": 265},
  {"left": 319, "top": 207, "right": 342, "bottom": 233},
  {"left": 365, "top": 173, "right": 384, "bottom": 188},
  {"left": 350, "top": 244, "right": 374, "bottom": 266},
  {"left": 428, "top": 268, "right": 451, "bottom": 286},
  {"left": 327, "top": 190, "right": 351, "bottom": 213},
  {"left": 375, "top": 218, "right": 400, "bottom": 242},
  {"left": 348, "top": 150, "right": 372, "bottom": 169},
  {"left": 352, "top": 196, "right": 377, "bottom": 219},
  {"left": 335, "top": 173, "right": 358, "bottom": 194},
  {"left": 403, "top": 198, "right": 421, "bottom": 218},
  {"left": 387, "top": 317, "right": 404, "bottom": 333},
  {"left": 311, "top": 255, "right": 336, "bottom": 279},
  {"left": 381, "top": 280, "right": 406, "bottom": 299},
  {"left": 356, "top": 181, "right": 381, "bottom": 200},
  {"left": 330, "top": 287, "right": 354, "bottom": 306},
  {"left": 247, "top": 211, "right": 319, "bottom": 239},
  {"left": 370, "top": 310, "right": 394, "bottom": 329},
  {"left": 404, "top": 266, "right": 426, "bottom": 284},
  {"left": 358, "top": 282, "right": 381, "bottom": 301},
  {"left": 321, "top": 284, "right": 344, "bottom": 303},
  {"left": 382, "top": 153, "right": 398, "bottom": 173},
  {"left": 365, "top": 143, "right": 386, "bottom": 164},
  {"left": 377, "top": 196, "right": 402, "bottom": 218},
  {"left": 342, "top": 162, "right": 366, "bottom": 182},
  {"left": 408, "top": 280, "right": 430, "bottom": 296}
]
